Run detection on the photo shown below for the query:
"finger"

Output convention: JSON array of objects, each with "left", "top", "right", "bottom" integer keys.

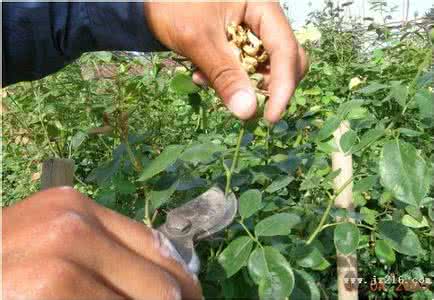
[
  {"left": 297, "top": 45, "right": 310, "bottom": 80},
  {"left": 192, "top": 70, "right": 209, "bottom": 87},
  {"left": 4, "top": 258, "right": 125, "bottom": 300},
  {"left": 56, "top": 262, "right": 126, "bottom": 300},
  {"left": 186, "top": 31, "right": 257, "bottom": 120},
  {"left": 256, "top": 44, "right": 308, "bottom": 90},
  {"left": 246, "top": 3, "right": 301, "bottom": 123},
  {"left": 59, "top": 219, "right": 184, "bottom": 300},
  {"left": 93, "top": 205, "right": 202, "bottom": 300}
]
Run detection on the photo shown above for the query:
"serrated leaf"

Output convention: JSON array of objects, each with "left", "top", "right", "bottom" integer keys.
[
  {"left": 255, "top": 213, "right": 300, "bottom": 237},
  {"left": 388, "top": 83, "right": 408, "bottom": 107},
  {"left": 334, "top": 223, "right": 360, "bottom": 255},
  {"left": 340, "top": 130, "right": 357, "bottom": 153},
  {"left": 351, "top": 129, "right": 384, "bottom": 153},
  {"left": 360, "top": 207, "right": 378, "bottom": 225},
  {"left": 170, "top": 73, "right": 200, "bottom": 95},
  {"left": 138, "top": 145, "right": 184, "bottom": 181},
  {"left": 415, "top": 90, "right": 433, "bottom": 119},
  {"left": 337, "top": 100, "right": 364, "bottom": 119},
  {"left": 96, "top": 190, "right": 116, "bottom": 208},
  {"left": 115, "top": 178, "right": 136, "bottom": 195},
  {"left": 86, "top": 159, "right": 121, "bottom": 186},
  {"left": 265, "top": 176, "right": 294, "bottom": 193},
  {"left": 398, "top": 128, "right": 423, "bottom": 137},
  {"left": 294, "top": 244, "right": 330, "bottom": 270},
  {"left": 290, "top": 269, "right": 321, "bottom": 300},
  {"left": 357, "top": 82, "right": 389, "bottom": 94},
  {"left": 149, "top": 181, "right": 177, "bottom": 210},
  {"left": 218, "top": 236, "right": 253, "bottom": 278},
  {"left": 379, "top": 140, "right": 431, "bottom": 207},
  {"left": 273, "top": 120, "right": 289, "bottom": 135},
  {"left": 353, "top": 175, "right": 378, "bottom": 192},
  {"left": 378, "top": 221, "right": 423, "bottom": 256},
  {"left": 248, "top": 247, "right": 295, "bottom": 300},
  {"left": 401, "top": 215, "right": 429, "bottom": 228},
  {"left": 239, "top": 189, "right": 262, "bottom": 219},
  {"left": 316, "top": 116, "right": 341, "bottom": 141},
  {"left": 180, "top": 143, "right": 225, "bottom": 165},
  {"left": 71, "top": 131, "right": 87, "bottom": 150},
  {"left": 375, "top": 239, "right": 396, "bottom": 265}
]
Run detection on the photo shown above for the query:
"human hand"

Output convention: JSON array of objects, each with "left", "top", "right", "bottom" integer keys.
[
  {"left": 144, "top": 2, "right": 308, "bottom": 123},
  {"left": 2, "top": 187, "right": 202, "bottom": 300}
]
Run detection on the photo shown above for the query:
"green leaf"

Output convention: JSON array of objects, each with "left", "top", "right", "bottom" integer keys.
[
  {"left": 138, "top": 145, "right": 184, "bottom": 181},
  {"left": 255, "top": 213, "right": 300, "bottom": 237},
  {"left": 290, "top": 269, "right": 321, "bottom": 300},
  {"left": 360, "top": 207, "right": 378, "bottom": 225},
  {"left": 265, "top": 176, "right": 294, "bottom": 193},
  {"left": 357, "top": 82, "right": 389, "bottom": 94},
  {"left": 415, "top": 90, "right": 433, "bottom": 119},
  {"left": 353, "top": 175, "right": 378, "bottom": 193},
  {"left": 379, "top": 140, "right": 431, "bottom": 207},
  {"left": 95, "top": 51, "right": 112, "bottom": 62},
  {"left": 239, "top": 189, "right": 262, "bottom": 219},
  {"left": 170, "top": 73, "right": 200, "bottom": 95},
  {"left": 375, "top": 239, "right": 396, "bottom": 265},
  {"left": 188, "top": 93, "right": 202, "bottom": 113},
  {"left": 71, "top": 131, "right": 87, "bottom": 150},
  {"left": 218, "top": 236, "right": 253, "bottom": 278},
  {"left": 316, "top": 116, "right": 341, "bottom": 142},
  {"left": 180, "top": 143, "right": 225, "bottom": 164},
  {"left": 114, "top": 177, "right": 136, "bottom": 195},
  {"left": 337, "top": 100, "right": 364, "bottom": 119},
  {"left": 149, "top": 181, "right": 177, "bottom": 210},
  {"left": 387, "top": 83, "right": 408, "bottom": 107},
  {"left": 401, "top": 215, "right": 429, "bottom": 228},
  {"left": 378, "top": 221, "right": 423, "bottom": 256},
  {"left": 294, "top": 244, "right": 330, "bottom": 270},
  {"left": 351, "top": 129, "right": 384, "bottom": 153},
  {"left": 96, "top": 190, "right": 116, "bottom": 208},
  {"left": 398, "top": 128, "right": 423, "bottom": 137},
  {"left": 248, "top": 247, "right": 295, "bottom": 300},
  {"left": 340, "top": 130, "right": 357, "bottom": 153},
  {"left": 334, "top": 223, "right": 360, "bottom": 255}
]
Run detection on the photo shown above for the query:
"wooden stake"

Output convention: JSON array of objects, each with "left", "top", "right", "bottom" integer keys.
[
  {"left": 332, "top": 121, "right": 358, "bottom": 300},
  {"left": 41, "top": 158, "right": 75, "bottom": 190}
]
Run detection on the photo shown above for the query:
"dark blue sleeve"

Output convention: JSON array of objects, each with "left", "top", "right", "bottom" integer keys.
[{"left": 2, "top": 2, "right": 166, "bottom": 86}]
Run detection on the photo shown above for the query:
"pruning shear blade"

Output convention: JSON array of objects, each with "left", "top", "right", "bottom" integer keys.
[{"left": 158, "top": 186, "right": 237, "bottom": 271}]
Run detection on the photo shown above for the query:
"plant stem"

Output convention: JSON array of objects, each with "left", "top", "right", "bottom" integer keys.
[
  {"left": 320, "top": 222, "right": 375, "bottom": 232},
  {"left": 239, "top": 220, "right": 262, "bottom": 247},
  {"left": 125, "top": 138, "right": 143, "bottom": 173},
  {"left": 306, "top": 176, "right": 354, "bottom": 245},
  {"left": 225, "top": 125, "right": 245, "bottom": 195},
  {"left": 265, "top": 125, "right": 272, "bottom": 164},
  {"left": 143, "top": 194, "right": 152, "bottom": 227}
]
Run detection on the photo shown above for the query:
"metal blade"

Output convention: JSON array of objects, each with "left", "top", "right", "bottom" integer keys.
[{"left": 158, "top": 186, "right": 237, "bottom": 267}]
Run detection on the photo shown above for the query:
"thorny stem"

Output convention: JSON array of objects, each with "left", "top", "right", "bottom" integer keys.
[
  {"left": 225, "top": 124, "right": 245, "bottom": 195},
  {"left": 306, "top": 176, "right": 354, "bottom": 245}
]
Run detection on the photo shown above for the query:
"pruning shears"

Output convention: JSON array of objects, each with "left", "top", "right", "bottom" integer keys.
[{"left": 159, "top": 186, "right": 237, "bottom": 273}]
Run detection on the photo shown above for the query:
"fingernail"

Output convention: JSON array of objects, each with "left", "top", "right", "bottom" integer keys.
[
  {"left": 227, "top": 89, "right": 257, "bottom": 120},
  {"left": 192, "top": 72, "right": 208, "bottom": 87}
]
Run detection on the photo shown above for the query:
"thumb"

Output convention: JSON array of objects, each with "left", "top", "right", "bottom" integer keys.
[{"left": 189, "top": 36, "right": 257, "bottom": 120}]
